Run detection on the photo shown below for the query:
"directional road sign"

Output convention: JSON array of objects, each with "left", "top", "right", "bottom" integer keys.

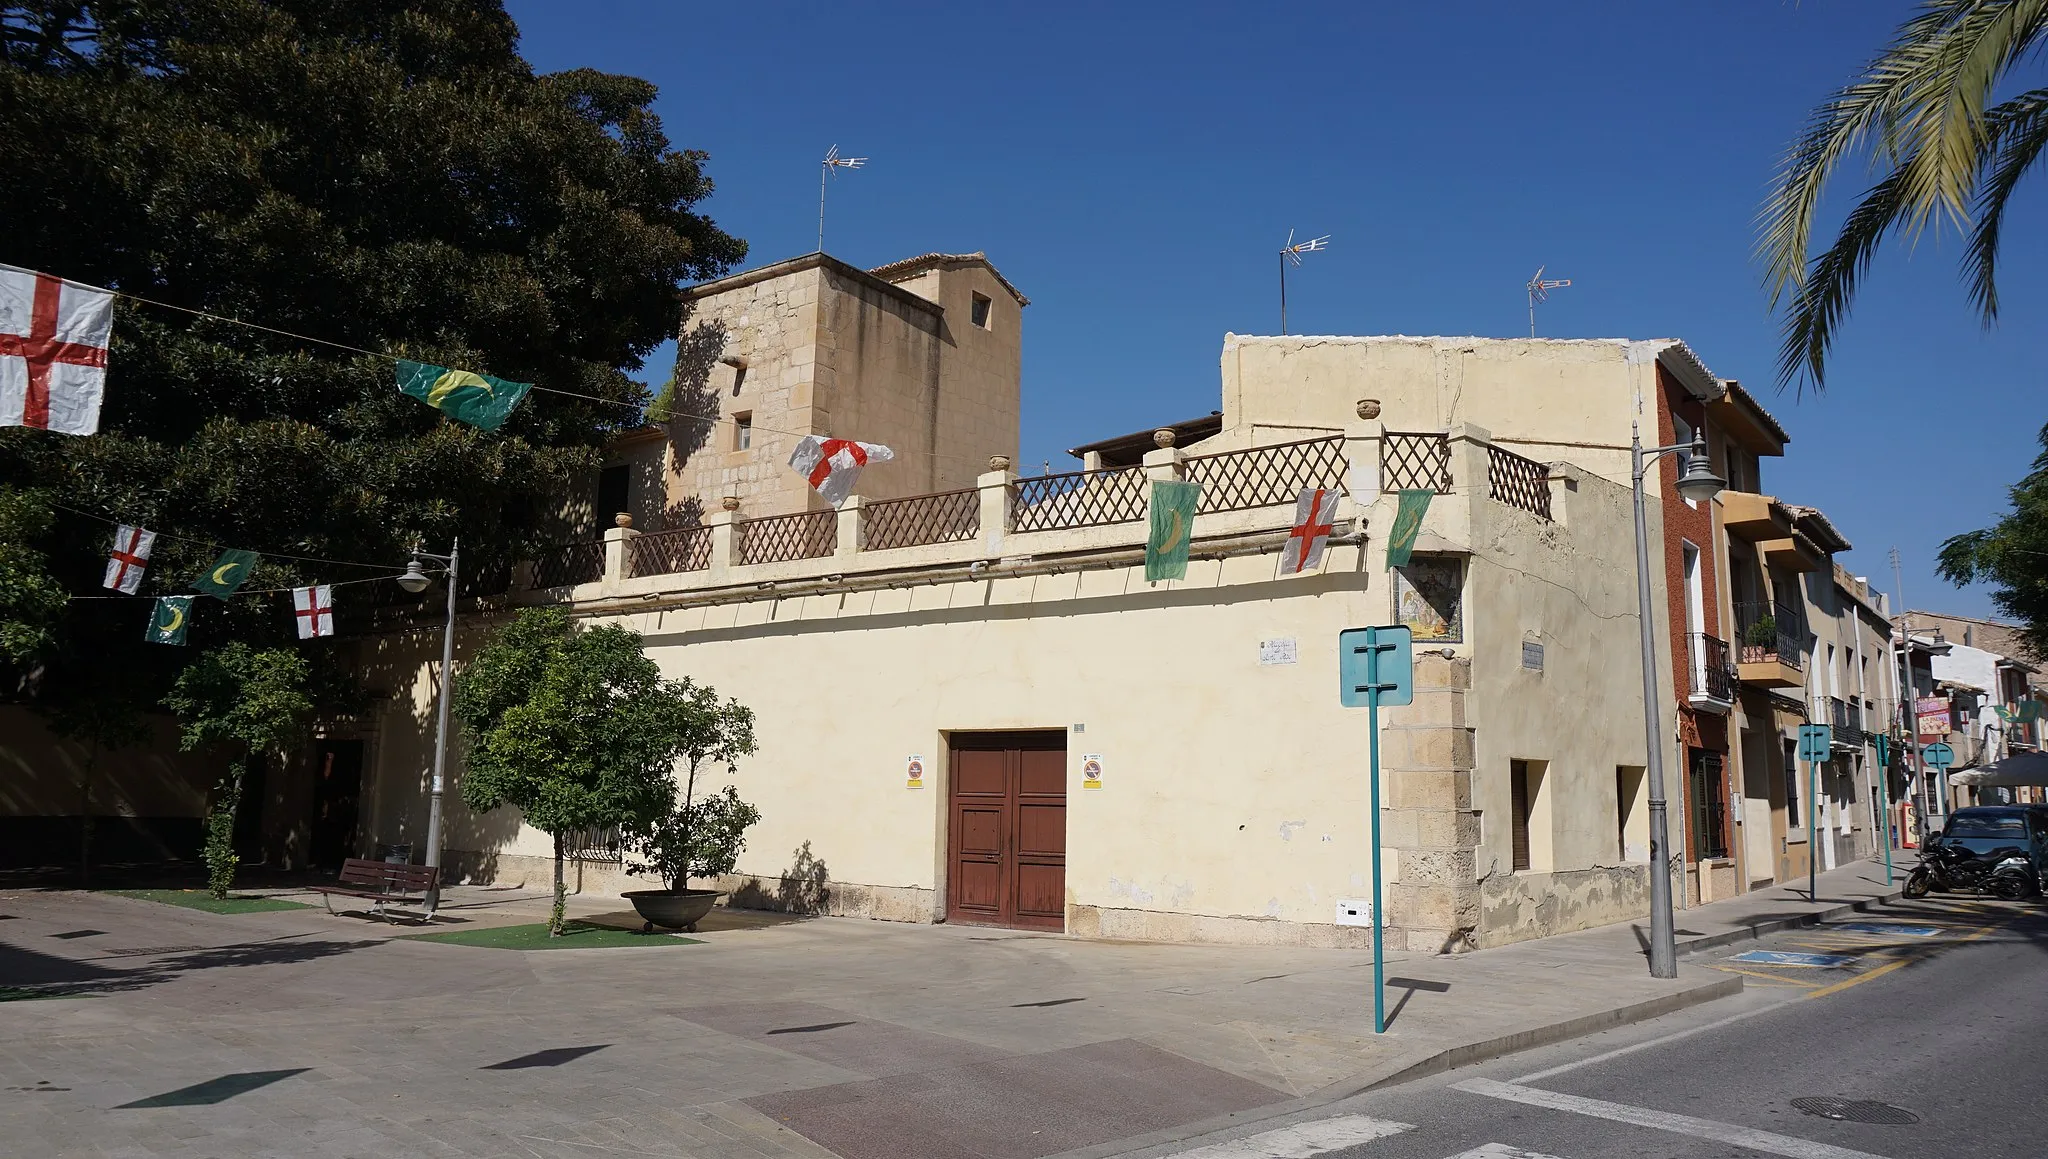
[
  {"left": 1797, "top": 723, "right": 1833, "bottom": 764},
  {"left": 1922, "top": 741, "right": 1956, "bottom": 771},
  {"left": 1339, "top": 626, "right": 1413, "bottom": 708},
  {"left": 1873, "top": 733, "right": 1890, "bottom": 768}
]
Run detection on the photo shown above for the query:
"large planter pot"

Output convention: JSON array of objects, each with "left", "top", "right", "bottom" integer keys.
[{"left": 622, "top": 888, "right": 721, "bottom": 933}]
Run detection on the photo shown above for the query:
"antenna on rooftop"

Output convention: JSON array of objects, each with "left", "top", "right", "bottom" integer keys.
[
  {"left": 1526, "top": 266, "right": 1572, "bottom": 337},
  {"left": 818, "top": 145, "right": 867, "bottom": 254},
  {"left": 1278, "top": 230, "right": 1330, "bottom": 336}
]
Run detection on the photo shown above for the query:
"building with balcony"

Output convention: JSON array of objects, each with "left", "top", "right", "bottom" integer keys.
[{"left": 1902, "top": 610, "right": 2044, "bottom": 809}]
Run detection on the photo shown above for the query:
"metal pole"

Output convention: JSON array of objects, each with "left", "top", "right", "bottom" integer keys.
[
  {"left": 818, "top": 164, "right": 828, "bottom": 253},
  {"left": 1368, "top": 632, "right": 1386, "bottom": 1033},
  {"left": 1279, "top": 254, "right": 1288, "bottom": 336},
  {"left": 1808, "top": 754, "right": 1818, "bottom": 901},
  {"left": 1631, "top": 426, "right": 1678, "bottom": 978},
  {"left": 1891, "top": 551, "right": 1928, "bottom": 842},
  {"left": 423, "top": 537, "right": 459, "bottom": 912}
]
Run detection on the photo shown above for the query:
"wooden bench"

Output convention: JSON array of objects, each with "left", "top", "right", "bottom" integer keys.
[{"left": 313, "top": 858, "right": 439, "bottom": 923}]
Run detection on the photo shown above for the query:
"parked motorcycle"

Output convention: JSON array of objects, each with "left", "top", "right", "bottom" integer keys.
[{"left": 1903, "top": 840, "right": 2038, "bottom": 900}]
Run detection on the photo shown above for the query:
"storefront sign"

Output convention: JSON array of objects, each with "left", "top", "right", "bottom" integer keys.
[
  {"left": 1915, "top": 695, "right": 1952, "bottom": 738},
  {"left": 1081, "top": 754, "right": 1103, "bottom": 790},
  {"left": 905, "top": 755, "right": 924, "bottom": 790}
]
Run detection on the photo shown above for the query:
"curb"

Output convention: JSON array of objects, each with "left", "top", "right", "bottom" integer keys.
[
  {"left": 1671, "top": 889, "right": 1905, "bottom": 958},
  {"left": 1066, "top": 973, "right": 1742, "bottom": 1159}
]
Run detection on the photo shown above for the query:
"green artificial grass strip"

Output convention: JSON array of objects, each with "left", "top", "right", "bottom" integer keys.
[
  {"left": 401, "top": 920, "right": 701, "bottom": 950},
  {"left": 107, "top": 889, "right": 314, "bottom": 914},
  {"left": 0, "top": 986, "right": 88, "bottom": 1002}
]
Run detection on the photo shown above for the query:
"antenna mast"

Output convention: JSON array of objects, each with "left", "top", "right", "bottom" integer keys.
[
  {"left": 1278, "top": 229, "right": 1329, "bottom": 335},
  {"left": 1526, "top": 266, "right": 1572, "bottom": 337},
  {"left": 818, "top": 145, "right": 867, "bottom": 254}
]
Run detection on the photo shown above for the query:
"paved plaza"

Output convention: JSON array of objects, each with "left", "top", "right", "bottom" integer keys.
[{"left": 0, "top": 862, "right": 1903, "bottom": 1158}]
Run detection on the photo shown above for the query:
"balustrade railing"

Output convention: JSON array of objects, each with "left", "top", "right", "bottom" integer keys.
[
  {"left": 1181, "top": 436, "right": 1347, "bottom": 515},
  {"left": 1381, "top": 431, "right": 1453, "bottom": 493},
  {"left": 862, "top": 488, "right": 980, "bottom": 550},
  {"left": 735, "top": 509, "right": 837, "bottom": 565},
  {"left": 530, "top": 540, "right": 604, "bottom": 589},
  {"left": 1010, "top": 465, "right": 1149, "bottom": 532},
  {"left": 629, "top": 526, "right": 712, "bottom": 578},
  {"left": 1487, "top": 444, "right": 1552, "bottom": 519}
]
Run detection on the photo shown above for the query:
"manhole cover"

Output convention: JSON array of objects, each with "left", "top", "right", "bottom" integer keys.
[{"left": 1790, "top": 1097, "right": 1920, "bottom": 1125}]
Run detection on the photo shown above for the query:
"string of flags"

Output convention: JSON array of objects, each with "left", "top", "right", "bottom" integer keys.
[{"left": 89, "top": 522, "right": 367, "bottom": 647}]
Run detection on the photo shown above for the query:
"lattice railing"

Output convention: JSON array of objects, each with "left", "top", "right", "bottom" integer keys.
[
  {"left": 629, "top": 526, "right": 712, "bottom": 577},
  {"left": 1486, "top": 444, "right": 1552, "bottom": 519},
  {"left": 1010, "top": 465, "right": 1149, "bottom": 532},
  {"left": 735, "top": 509, "right": 837, "bottom": 565},
  {"left": 530, "top": 541, "right": 604, "bottom": 589},
  {"left": 1381, "top": 431, "right": 1453, "bottom": 493},
  {"left": 862, "top": 488, "right": 980, "bottom": 551},
  {"left": 1182, "top": 435, "right": 1347, "bottom": 514},
  {"left": 563, "top": 824, "right": 623, "bottom": 864}
]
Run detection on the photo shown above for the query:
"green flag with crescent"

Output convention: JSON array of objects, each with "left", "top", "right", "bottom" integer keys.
[
  {"left": 1385, "top": 489, "right": 1435, "bottom": 568},
  {"left": 146, "top": 595, "right": 194, "bottom": 645},
  {"left": 396, "top": 359, "right": 532, "bottom": 431},
  {"left": 1145, "top": 480, "right": 1202, "bottom": 582},
  {"left": 192, "top": 549, "right": 259, "bottom": 600}
]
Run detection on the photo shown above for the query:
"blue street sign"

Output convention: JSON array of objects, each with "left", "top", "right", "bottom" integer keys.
[
  {"left": 1339, "top": 626, "right": 1413, "bottom": 708},
  {"left": 1798, "top": 724, "right": 1833, "bottom": 764},
  {"left": 1922, "top": 741, "right": 1956, "bottom": 771},
  {"left": 1729, "top": 950, "right": 1859, "bottom": 968}
]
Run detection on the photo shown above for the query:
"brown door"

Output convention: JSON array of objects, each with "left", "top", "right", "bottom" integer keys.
[{"left": 947, "top": 731, "right": 1066, "bottom": 930}]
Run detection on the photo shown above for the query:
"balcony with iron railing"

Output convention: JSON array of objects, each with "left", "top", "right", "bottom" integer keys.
[
  {"left": 1734, "top": 599, "right": 1803, "bottom": 688},
  {"left": 1686, "top": 632, "right": 1737, "bottom": 710},
  {"left": 1829, "top": 696, "right": 1866, "bottom": 747}
]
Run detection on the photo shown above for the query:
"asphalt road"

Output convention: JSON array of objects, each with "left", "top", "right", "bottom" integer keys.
[{"left": 1129, "top": 894, "right": 2048, "bottom": 1159}]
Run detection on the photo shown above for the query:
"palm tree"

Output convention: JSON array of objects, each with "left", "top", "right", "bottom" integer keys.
[{"left": 1761, "top": 0, "right": 2048, "bottom": 389}]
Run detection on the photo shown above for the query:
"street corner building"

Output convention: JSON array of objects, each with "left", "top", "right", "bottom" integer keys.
[{"left": 318, "top": 261, "right": 1908, "bottom": 952}]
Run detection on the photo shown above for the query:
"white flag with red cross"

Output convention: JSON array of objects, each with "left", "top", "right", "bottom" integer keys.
[
  {"left": 787, "top": 435, "right": 895, "bottom": 506},
  {"left": 1280, "top": 487, "right": 1341, "bottom": 575},
  {"left": 1, "top": 264, "right": 114, "bottom": 436},
  {"left": 102, "top": 524, "right": 156, "bottom": 594},
  {"left": 292, "top": 585, "right": 334, "bottom": 639}
]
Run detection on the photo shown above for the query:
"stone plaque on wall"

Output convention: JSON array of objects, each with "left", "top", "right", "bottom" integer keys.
[{"left": 1394, "top": 557, "right": 1464, "bottom": 642}]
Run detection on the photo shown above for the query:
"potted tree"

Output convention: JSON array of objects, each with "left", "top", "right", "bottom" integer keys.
[
  {"left": 1741, "top": 614, "right": 1778, "bottom": 664},
  {"left": 623, "top": 688, "right": 758, "bottom": 933}
]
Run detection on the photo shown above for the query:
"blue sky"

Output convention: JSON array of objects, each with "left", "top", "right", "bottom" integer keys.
[{"left": 508, "top": 0, "right": 2046, "bottom": 620}]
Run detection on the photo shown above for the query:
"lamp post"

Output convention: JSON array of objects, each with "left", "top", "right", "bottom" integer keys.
[
  {"left": 396, "top": 538, "right": 459, "bottom": 912},
  {"left": 1630, "top": 426, "right": 1724, "bottom": 979}
]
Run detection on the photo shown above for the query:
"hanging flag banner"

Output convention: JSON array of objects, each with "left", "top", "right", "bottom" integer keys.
[
  {"left": 192, "top": 549, "right": 259, "bottom": 600},
  {"left": 1145, "top": 480, "right": 1202, "bottom": 582},
  {"left": 292, "top": 584, "right": 335, "bottom": 639},
  {"left": 395, "top": 359, "right": 532, "bottom": 431},
  {"left": 0, "top": 263, "right": 114, "bottom": 436},
  {"left": 1280, "top": 487, "right": 1340, "bottom": 575},
  {"left": 1384, "top": 489, "right": 1435, "bottom": 568},
  {"left": 103, "top": 524, "right": 156, "bottom": 594},
  {"left": 146, "top": 595, "right": 194, "bottom": 645},
  {"left": 788, "top": 435, "right": 895, "bottom": 506}
]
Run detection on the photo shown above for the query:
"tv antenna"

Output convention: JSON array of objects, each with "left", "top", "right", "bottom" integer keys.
[
  {"left": 1278, "top": 229, "right": 1329, "bottom": 335},
  {"left": 818, "top": 145, "right": 867, "bottom": 253},
  {"left": 1526, "top": 266, "right": 1571, "bottom": 337}
]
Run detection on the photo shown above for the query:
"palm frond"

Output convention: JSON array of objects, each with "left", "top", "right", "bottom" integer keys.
[
  {"left": 1887, "top": 0, "right": 2048, "bottom": 237},
  {"left": 1965, "top": 87, "right": 2048, "bottom": 319},
  {"left": 1778, "top": 168, "right": 1914, "bottom": 391}
]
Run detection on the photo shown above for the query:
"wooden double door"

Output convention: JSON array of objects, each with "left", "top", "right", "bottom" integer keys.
[{"left": 947, "top": 732, "right": 1067, "bottom": 930}]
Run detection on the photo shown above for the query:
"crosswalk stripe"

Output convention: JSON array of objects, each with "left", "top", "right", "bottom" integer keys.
[
  {"left": 1442, "top": 1146, "right": 1566, "bottom": 1159},
  {"left": 1159, "top": 1114, "right": 1414, "bottom": 1157},
  {"left": 1451, "top": 1079, "right": 1890, "bottom": 1159}
]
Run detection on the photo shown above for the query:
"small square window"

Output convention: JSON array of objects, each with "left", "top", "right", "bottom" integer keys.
[
  {"left": 970, "top": 292, "right": 992, "bottom": 329},
  {"left": 733, "top": 412, "right": 752, "bottom": 451}
]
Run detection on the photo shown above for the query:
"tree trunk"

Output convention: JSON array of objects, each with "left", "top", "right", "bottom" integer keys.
[
  {"left": 203, "top": 761, "right": 246, "bottom": 900},
  {"left": 550, "top": 830, "right": 566, "bottom": 936}
]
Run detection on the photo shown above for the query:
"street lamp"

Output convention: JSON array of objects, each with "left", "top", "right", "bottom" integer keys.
[
  {"left": 400, "top": 538, "right": 459, "bottom": 912},
  {"left": 1631, "top": 428, "right": 1722, "bottom": 979}
]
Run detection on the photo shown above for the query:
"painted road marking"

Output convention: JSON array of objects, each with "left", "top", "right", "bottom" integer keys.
[
  {"left": 1704, "top": 964, "right": 1825, "bottom": 988},
  {"left": 1452, "top": 1078, "right": 1890, "bottom": 1159},
  {"left": 1442, "top": 1146, "right": 1566, "bottom": 1158},
  {"left": 1729, "top": 950, "right": 1859, "bottom": 968},
  {"left": 1163, "top": 1114, "right": 1413, "bottom": 1157},
  {"left": 1831, "top": 923, "right": 1941, "bottom": 937}
]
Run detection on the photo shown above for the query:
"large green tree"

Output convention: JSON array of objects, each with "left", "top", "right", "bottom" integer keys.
[
  {"left": 0, "top": 2, "right": 743, "bottom": 807},
  {"left": 455, "top": 608, "right": 725, "bottom": 934},
  {"left": 1939, "top": 422, "right": 2048, "bottom": 656},
  {"left": 1761, "top": 0, "right": 2048, "bottom": 388}
]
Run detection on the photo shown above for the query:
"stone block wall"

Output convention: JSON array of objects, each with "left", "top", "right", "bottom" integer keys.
[{"left": 1380, "top": 653, "right": 1482, "bottom": 953}]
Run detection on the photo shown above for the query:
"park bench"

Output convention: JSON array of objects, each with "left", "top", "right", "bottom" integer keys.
[{"left": 313, "top": 858, "right": 439, "bottom": 923}]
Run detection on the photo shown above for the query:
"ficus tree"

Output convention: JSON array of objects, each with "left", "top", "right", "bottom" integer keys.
[
  {"left": 0, "top": 1, "right": 744, "bottom": 819},
  {"left": 455, "top": 608, "right": 739, "bottom": 934},
  {"left": 624, "top": 685, "right": 759, "bottom": 895}
]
